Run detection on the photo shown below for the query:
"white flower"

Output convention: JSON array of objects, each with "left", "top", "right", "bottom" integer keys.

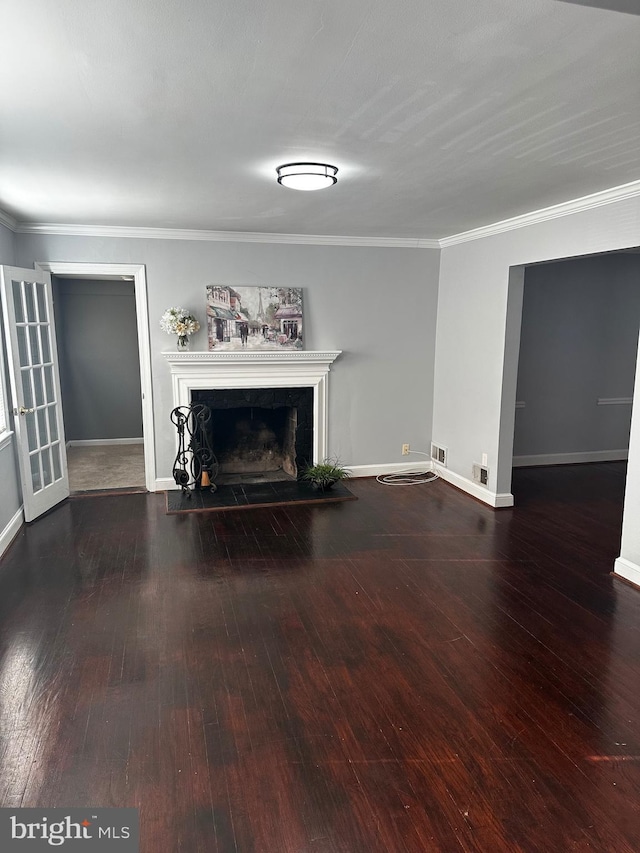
[{"left": 160, "top": 307, "right": 200, "bottom": 337}]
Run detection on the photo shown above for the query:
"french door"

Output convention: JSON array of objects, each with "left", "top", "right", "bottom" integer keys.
[{"left": 1, "top": 266, "right": 69, "bottom": 521}]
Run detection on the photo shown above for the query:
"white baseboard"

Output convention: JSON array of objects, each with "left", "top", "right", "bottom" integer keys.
[
  {"left": 513, "top": 449, "right": 628, "bottom": 467},
  {"left": 68, "top": 438, "right": 144, "bottom": 447},
  {"left": 0, "top": 507, "right": 24, "bottom": 560},
  {"left": 155, "top": 477, "right": 178, "bottom": 491},
  {"left": 434, "top": 464, "right": 514, "bottom": 508},
  {"left": 348, "top": 462, "right": 432, "bottom": 478},
  {"left": 614, "top": 556, "right": 640, "bottom": 588},
  {"left": 157, "top": 462, "right": 515, "bottom": 508},
  {"left": 493, "top": 492, "right": 515, "bottom": 508}
]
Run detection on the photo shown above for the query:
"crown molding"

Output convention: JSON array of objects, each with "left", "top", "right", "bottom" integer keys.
[
  {"left": 9, "top": 177, "right": 640, "bottom": 248},
  {"left": 0, "top": 208, "right": 17, "bottom": 231},
  {"left": 14, "top": 221, "right": 439, "bottom": 249},
  {"left": 439, "top": 179, "right": 640, "bottom": 248}
]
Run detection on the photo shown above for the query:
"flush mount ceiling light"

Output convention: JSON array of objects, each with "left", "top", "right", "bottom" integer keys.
[{"left": 276, "top": 162, "right": 338, "bottom": 191}]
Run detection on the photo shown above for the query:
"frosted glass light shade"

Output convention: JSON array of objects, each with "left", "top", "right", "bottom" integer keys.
[{"left": 276, "top": 162, "right": 338, "bottom": 191}]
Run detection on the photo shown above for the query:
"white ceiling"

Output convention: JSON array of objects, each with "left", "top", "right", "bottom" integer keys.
[{"left": 1, "top": 0, "right": 639, "bottom": 239}]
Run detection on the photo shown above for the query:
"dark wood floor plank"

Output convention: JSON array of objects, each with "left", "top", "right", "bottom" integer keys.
[
  {"left": 396, "top": 558, "right": 637, "bottom": 786},
  {"left": 335, "top": 555, "right": 638, "bottom": 851},
  {"left": 1, "top": 462, "right": 639, "bottom": 851}
]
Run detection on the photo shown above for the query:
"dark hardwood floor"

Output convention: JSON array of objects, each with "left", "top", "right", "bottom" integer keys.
[{"left": 1, "top": 462, "right": 639, "bottom": 852}]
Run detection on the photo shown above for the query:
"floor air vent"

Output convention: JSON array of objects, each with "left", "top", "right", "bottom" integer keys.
[{"left": 472, "top": 463, "right": 489, "bottom": 486}]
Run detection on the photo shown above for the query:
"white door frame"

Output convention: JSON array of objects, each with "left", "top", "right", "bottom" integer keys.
[{"left": 35, "top": 262, "right": 156, "bottom": 492}]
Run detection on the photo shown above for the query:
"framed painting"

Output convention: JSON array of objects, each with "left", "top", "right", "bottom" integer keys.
[{"left": 206, "top": 286, "right": 304, "bottom": 351}]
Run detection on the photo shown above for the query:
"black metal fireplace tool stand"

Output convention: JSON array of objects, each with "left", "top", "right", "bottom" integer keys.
[{"left": 171, "top": 403, "right": 219, "bottom": 496}]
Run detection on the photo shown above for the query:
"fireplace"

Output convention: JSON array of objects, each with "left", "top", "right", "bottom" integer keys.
[
  {"left": 191, "top": 387, "right": 313, "bottom": 482},
  {"left": 163, "top": 351, "right": 341, "bottom": 489}
]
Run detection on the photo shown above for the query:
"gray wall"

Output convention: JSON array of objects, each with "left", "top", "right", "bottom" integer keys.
[
  {"left": 54, "top": 278, "right": 143, "bottom": 441},
  {"left": 514, "top": 253, "right": 640, "bottom": 458},
  {"left": 0, "top": 222, "right": 22, "bottom": 537},
  {"left": 0, "top": 223, "right": 14, "bottom": 266},
  {"left": 15, "top": 234, "right": 441, "bottom": 478}
]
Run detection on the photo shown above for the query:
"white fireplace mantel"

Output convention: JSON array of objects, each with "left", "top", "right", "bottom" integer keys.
[{"left": 163, "top": 350, "right": 341, "bottom": 465}]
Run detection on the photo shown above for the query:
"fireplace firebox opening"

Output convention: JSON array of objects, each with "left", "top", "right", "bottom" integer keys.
[
  {"left": 191, "top": 387, "right": 313, "bottom": 484},
  {"left": 211, "top": 406, "right": 298, "bottom": 477}
]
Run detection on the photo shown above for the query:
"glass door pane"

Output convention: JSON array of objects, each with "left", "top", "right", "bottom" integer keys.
[{"left": 1, "top": 266, "right": 69, "bottom": 521}]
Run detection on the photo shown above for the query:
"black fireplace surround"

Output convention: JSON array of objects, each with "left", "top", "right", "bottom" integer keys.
[{"left": 191, "top": 387, "right": 314, "bottom": 480}]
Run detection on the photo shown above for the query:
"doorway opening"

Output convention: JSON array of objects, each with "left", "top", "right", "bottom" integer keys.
[
  {"left": 54, "top": 276, "right": 143, "bottom": 493},
  {"left": 513, "top": 252, "right": 639, "bottom": 472},
  {"left": 36, "top": 262, "right": 155, "bottom": 494},
  {"left": 499, "top": 249, "right": 640, "bottom": 522}
]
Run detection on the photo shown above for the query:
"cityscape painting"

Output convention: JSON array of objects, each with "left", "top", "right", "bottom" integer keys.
[{"left": 206, "top": 286, "right": 304, "bottom": 351}]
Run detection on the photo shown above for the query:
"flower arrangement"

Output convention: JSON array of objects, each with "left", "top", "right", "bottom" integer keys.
[{"left": 160, "top": 307, "right": 200, "bottom": 350}]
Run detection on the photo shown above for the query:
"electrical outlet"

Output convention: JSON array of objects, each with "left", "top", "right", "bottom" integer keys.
[
  {"left": 402, "top": 443, "right": 410, "bottom": 456},
  {"left": 481, "top": 452, "right": 488, "bottom": 467}
]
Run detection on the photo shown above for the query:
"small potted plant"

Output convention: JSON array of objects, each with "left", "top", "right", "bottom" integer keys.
[{"left": 301, "top": 459, "right": 350, "bottom": 491}]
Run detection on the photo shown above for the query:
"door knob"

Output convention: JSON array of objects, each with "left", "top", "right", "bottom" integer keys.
[{"left": 18, "top": 406, "right": 35, "bottom": 415}]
